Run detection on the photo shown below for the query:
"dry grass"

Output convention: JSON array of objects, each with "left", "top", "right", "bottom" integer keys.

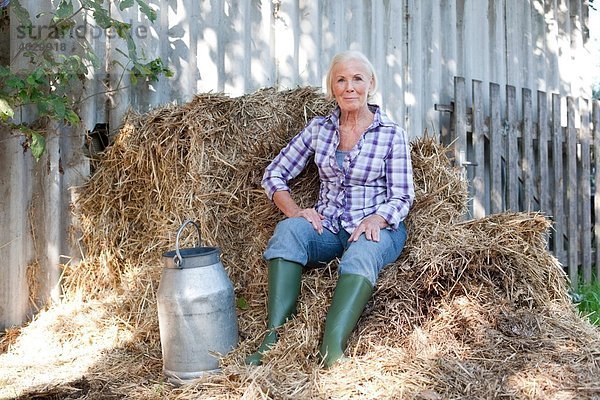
[{"left": 0, "top": 86, "right": 599, "bottom": 400}]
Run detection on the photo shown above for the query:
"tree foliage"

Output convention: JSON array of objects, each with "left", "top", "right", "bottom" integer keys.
[{"left": 0, "top": 0, "right": 172, "bottom": 160}]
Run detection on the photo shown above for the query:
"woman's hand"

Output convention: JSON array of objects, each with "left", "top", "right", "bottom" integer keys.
[
  {"left": 294, "top": 208, "right": 325, "bottom": 234},
  {"left": 273, "top": 190, "right": 325, "bottom": 234},
  {"left": 348, "top": 214, "right": 388, "bottom": 242}
]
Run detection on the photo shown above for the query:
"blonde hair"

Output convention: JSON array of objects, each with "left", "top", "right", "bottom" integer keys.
[{"left": 325, "top": 50, "right": 378, "bottom": 101}]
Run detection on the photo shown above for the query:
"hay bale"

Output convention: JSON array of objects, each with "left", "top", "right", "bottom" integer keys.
[
  {"left": 11, "top": 86, "right": 600, "bottom": 399},
  {"left": 70, "top": 87, "right": 330, "bottom": 290}
]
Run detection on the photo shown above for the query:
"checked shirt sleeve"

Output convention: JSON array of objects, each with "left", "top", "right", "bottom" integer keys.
[
  {"left": 375, "top": 127, "right": 415, "bottom": 229},
  {"left": 261, "top": 120, "right": 317, "bottom": 200}
]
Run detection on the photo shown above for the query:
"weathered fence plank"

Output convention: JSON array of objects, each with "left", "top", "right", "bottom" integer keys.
[
  {"left": 566, "top": 97, "right": 578, "bottom": 286},
  {"left": 522, "top": 88, "right": 533, "bottom": 210},
  {"left": 472, "top": 80, "right": 486, "bottom": 218},
  {"left": 579, "top": 99, "right": 592, "bottom": 283},
  {"left": 490, "top": 83, "right": 503, "bottom": 213},
  {"left": 551, "top": 93, "right": 565, "bottom": 266},
  {"left": 506, "top": 86, "right": 519, "bottom": 211},
  {"left": 537, "top": 91, "right": 550, "bottom": 215},
  {"left": 453, "top": 77, "right": 468, "bottom": 171}
]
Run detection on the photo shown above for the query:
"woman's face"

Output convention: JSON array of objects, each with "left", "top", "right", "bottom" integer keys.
[{"left": 330, "top": 59, "right": 373, "bottom": 114}]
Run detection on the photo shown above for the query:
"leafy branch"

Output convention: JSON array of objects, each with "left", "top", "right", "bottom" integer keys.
[{"left": 0, "top": 0, "right": 172, "bottom": 160}]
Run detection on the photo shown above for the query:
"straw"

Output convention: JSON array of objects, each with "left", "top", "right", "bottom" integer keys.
[{"left": 1, "top": 86, "right": 598, "bottom": 400}]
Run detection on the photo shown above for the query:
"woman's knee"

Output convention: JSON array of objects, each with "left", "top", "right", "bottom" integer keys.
[
  {"left": 272, "top": 217, "right": 313, "bottom": 239},
  {"left": 337, "top": 246, "right": 382, "bottom": 286},
  {"left": 338, "top": 232, "right": 404, "bottom": 285},
  {"left": 264, "top": 217, "right": 313, "bottom": 264}
]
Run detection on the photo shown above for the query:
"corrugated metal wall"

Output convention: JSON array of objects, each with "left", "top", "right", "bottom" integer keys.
[{"left": 0, "top": 0, "right": 592, "bottom": 329}]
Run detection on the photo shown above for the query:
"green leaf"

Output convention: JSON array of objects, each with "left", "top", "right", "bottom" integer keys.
[
  {"left": 65, "top": 110, "right": 80, "bottom": 124},
  {"left": 93, "top": 11, "right": 112, "bottom": 29},
  {"left": 79, "top": 0, "right": 112, "bottom": 29},
  {"left": 54, "top": 0, "right": 74, "bottom": 22},
  {"left": 0, "top": 66, "right": 11, "bottom": 78},
  {"left": 51, "top": 98, "right": 67, "bottom": 119},
  {"left": 236, "top": 297, "right": 249, "bottom": 310},
  {"left": 119, "top": 0, "right": 135, "bottom": 11},
  {"left": 6, "top": 75, "right": 25, "bottom": 90},
  {"left": 113, "top": 21, "right": 132, "bottom": 39},
  {"left": 25, "top": 74, "right": 38, "bottom": 86},
  {"left": 84, "top": 50, "right": 101, "bottom": 69},
  {"left": 124, "top": 34, "right": 138, "bottom": 61},
  {"left": 33, "top": 67, "right": 45, "bottom": 81},
  {"left": 0, "top": 98, "right": 14, "bottom": 121},
  {"left": 134, "top": 63, "right": 152, "bottom": 76},
  {"left": 9, "top": 0, "right": 32, "bottom": 31},
  {"left": 30, "top": 131, "right": 46, "bottom": 161},
  {"left": 136, "top": 0, "right": 157, "bottom": 22},
  {"left": 54, "top": 18, "right": 76, "bottom": 37}
]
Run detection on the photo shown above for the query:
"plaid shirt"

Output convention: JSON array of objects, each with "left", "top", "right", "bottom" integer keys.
[{"left": 262, "top": 104, "right": 414, "bottom": 234}]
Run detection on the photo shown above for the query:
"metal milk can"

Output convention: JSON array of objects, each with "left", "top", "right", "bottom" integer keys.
[{"left": 157, "top": 220, "right": 238, "bottom": 385}]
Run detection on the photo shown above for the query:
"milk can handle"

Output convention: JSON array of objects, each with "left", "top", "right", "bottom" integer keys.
[{"left": 174, "top": 220, "right": 202, "bottom": 268}]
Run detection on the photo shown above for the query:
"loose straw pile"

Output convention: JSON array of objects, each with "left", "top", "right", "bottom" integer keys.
[{"left": 1, "top": 86, "right": 598, "bottom": 399}]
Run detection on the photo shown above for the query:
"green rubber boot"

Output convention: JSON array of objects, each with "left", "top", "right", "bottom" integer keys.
[
  {"left": 245, "top": 258, "right": 303, "bottom": 366},
  {"left": 319, "top": 273, "right": 373, "bottom": 368}
]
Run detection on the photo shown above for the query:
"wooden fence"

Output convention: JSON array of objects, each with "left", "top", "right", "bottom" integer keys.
[{"left": 436, "top": 76, "right": 600, "bottom": 288}]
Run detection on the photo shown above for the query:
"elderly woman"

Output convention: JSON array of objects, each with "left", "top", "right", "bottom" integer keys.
[{"left": 246, "top": 50, "right": 414, "bottom": 368}]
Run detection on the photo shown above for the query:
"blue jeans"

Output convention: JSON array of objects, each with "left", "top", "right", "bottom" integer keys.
[{"left": 263, "top": 217, "right": 408, "bottom": 285}]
